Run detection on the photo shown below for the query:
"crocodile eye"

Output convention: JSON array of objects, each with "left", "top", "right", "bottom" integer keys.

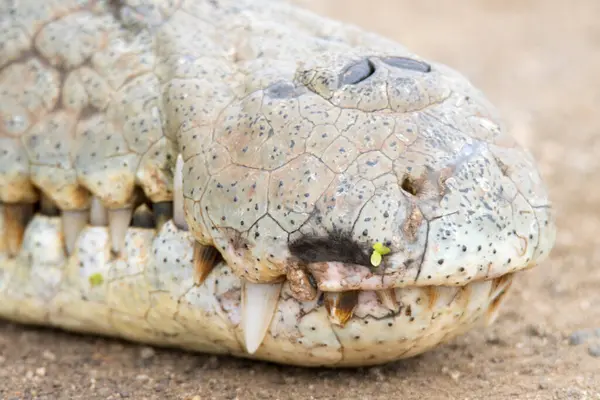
[
  {"left": 382, "top": 57, "right": 431, "bottom": 73},
  {"left": 341, "top": 59, "right": 376, "bottom": 85}
]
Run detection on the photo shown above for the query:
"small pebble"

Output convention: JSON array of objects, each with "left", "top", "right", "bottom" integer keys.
[
  {"left": 527, "top": 324, "right": 548, "bottom": 337},
  {"left": 36, "top": 367, "right": 46, "bottom": 377},
  {"left": 441, "top": 366, "right": 461, "bottom": 382},
  {"left": 139, "top": 346, "right": 156, "bottom": 360},
  {"left": 568, "top": 330, "right": 592, "bottom": 345},
  {"left": 368, "top": 367, "right": 386, "bottom": 382},
  {"left": 588, "top": 344, "right": 600, "bottom": 357},
  {"left": 485, "top": 333, "right": 503, "bottom": 345},
  {"left": 202, "top": 356, "right": 219, "bottom": 369},
  {"left": 42, "top": 350, "right": 57, "bottom": 361},
  {"left": 538, "top": 378, "right": 551, "bottom": 390}
]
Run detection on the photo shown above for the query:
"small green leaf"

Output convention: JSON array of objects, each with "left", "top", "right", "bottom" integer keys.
[
  {"left": 89, "top": 273, "right": 104, "bottom": 287},
  {"left": 373, "top": 242, "right": 391, "bottom": 255},
  {"left": 370, "top": 251, "right": 382, "bottom": 267}
]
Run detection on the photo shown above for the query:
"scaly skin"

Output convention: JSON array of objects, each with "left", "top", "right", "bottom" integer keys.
[{"left": 0, "top": 0, "right": 555, "bottom": 366}]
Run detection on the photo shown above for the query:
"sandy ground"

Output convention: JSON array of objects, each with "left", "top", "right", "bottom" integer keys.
[{"left": 1, "top": 1, "right": 599, "bottom": 399}]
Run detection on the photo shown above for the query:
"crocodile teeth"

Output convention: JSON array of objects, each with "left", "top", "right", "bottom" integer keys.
[
  {"left": 193, "top": 242, "right": 220, "bottom": 285},
  {"left": 485, "top": 275, "right": 514, "bottom": 326},
  {"left": 90, "top": 197, "right": 108, "bottom": 226},
  {"left": 241, "top": 280, "right": 282, "bottom": 354},
  {"left": 2, "top": 203, "right": 34, "bottom": 256},
  {"left": 107, "top": 207, "right": 133, "bottom": 255},
  {"left": 324, "top": 291, "right": 359, "bottom": 327},
  {"left": 173, "top": 154, "right": 188, "bottom": 230},
  {"left": 377, "top": 289, "right": 401, "bottom": 312},
  {"left": 62, "top": 210, "right": 89, "bottom": 254}
]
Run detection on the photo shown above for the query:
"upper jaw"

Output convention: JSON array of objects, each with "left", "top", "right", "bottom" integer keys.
[
  {"left": 305, "top": 254, "right": 541, "bottom": 292},
  {"left": 306, "top": 260, "right": 419, "bottom": 292}
]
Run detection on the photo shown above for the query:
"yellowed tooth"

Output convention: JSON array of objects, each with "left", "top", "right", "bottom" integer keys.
[
  {"left": 173, "top": 154, "right": 188, "bottom": 230},
  {"left": 107, "top": 206, "right": 133, "bottom": 255},
  {"left": 90, "top": 197, "right": 108, "bottom": 226},
  {"left": 241, "top": 280, "right": 283, "bottom": 354},
  {"left": 193, "top": 242, "right": 221, "bottom": 285},
  {"left": 2, "top": 203, "right": 34, "bottom": 257},
  {"left": 153, "top": 201, "right": 173, "bottom": 231},
  {"left": 324, "top": 291, "right": 359, "bottom": 327},
  {"left": 485, "top": 274, "right": 514, "bottom": 326},
  {"left": 62, "top": 209, "right": 89, "bottom": 255},
  {"left": 377, "top": 289, "right": 401, "bottom": 312}
]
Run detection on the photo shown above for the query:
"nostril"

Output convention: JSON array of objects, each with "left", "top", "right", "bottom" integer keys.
[
  {"left": 382, "top": 56, "right": 431, "bottom": 73},
  {"left": 341, "top": 59, "right": 376, "bottom": 85},
  {"left": 401, "top": 175, "right": 419, "bottom": 196}
]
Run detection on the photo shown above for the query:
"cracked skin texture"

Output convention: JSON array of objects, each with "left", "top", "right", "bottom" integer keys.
[{"left": 0, "top": 0, "right": 555, "bottom": 366}]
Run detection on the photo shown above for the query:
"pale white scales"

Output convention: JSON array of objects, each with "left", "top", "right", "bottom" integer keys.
[{"left": 0, "top": 0, "right": 555, "bottom": 366}]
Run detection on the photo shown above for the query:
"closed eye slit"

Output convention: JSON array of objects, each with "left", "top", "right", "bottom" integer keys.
[
  {"left": 340, "top": 59, "right": 376, "bottom": 85},
  {"left": 381, "top": 56, "right": 431, "bottom": 73}
]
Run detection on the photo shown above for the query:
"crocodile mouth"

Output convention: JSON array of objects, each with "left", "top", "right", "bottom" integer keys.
[
  {"left": 1, "top": 194, "right": 514, "bottom": 363},
  {"left": 0, "top": 152, "right": 523, "bottom": 361}
]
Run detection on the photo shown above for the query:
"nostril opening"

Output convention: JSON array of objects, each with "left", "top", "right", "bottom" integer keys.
[
  {"left": 401, "top": 175, "right": 419, "bottom": 196},
  {"left": 341, "top": 59, "right": 376, "bottom": 85},
  {"left": 382, "top": 56, "right": 431, "bottom": 73}
]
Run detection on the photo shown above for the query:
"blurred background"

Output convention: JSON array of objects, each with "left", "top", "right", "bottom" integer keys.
[{"left": 1, "top": 1, "right": 599, "bottom": 398}]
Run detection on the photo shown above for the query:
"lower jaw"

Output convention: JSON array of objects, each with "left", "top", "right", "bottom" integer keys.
[{"left": 0, "top": 213, "right": 514, "bottom": 367}]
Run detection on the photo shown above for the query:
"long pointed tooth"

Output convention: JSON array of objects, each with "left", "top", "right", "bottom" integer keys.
[
  {"left": 90, "top": 197, "right": 108, "bottom": 226},
  {"left": 193, "top": 242, "right": 221, "bottom": 285},
  {"left": 108, "top": 206, "right": 133, "bottom": 255},
  {"left": 377, "top": 289, "right": 401, "bottom": 312},
  {"left": 485, "top": 274, "right": 514, "bottom": 326},
  {"left": 241, "top": 280, "right": 283, "bottom": 354},
  {"left": 173, "top": 154, "right": 188, "bottom": 230},
  {"left": 485, "top": 287, "right": 511, "bottom": 326},
  {"left": 324, "top": 291, "right": 359, "bottom": 327},
  {"left": 2, "top": 203, "right": 34, "bottom": 256},
  {"left": 62, "top": 209, "right": 89, "bottom": 255},
  {"left": 153, "top": 201, "right": 173, "bottom": 231}
]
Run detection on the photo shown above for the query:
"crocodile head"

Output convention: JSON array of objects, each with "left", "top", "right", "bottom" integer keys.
[
  {"left": 175, "top": 50, "right": 555, "bottom": 355},
  {"left": 0, "top": 0, "right": 555, "bottom": 367}
]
